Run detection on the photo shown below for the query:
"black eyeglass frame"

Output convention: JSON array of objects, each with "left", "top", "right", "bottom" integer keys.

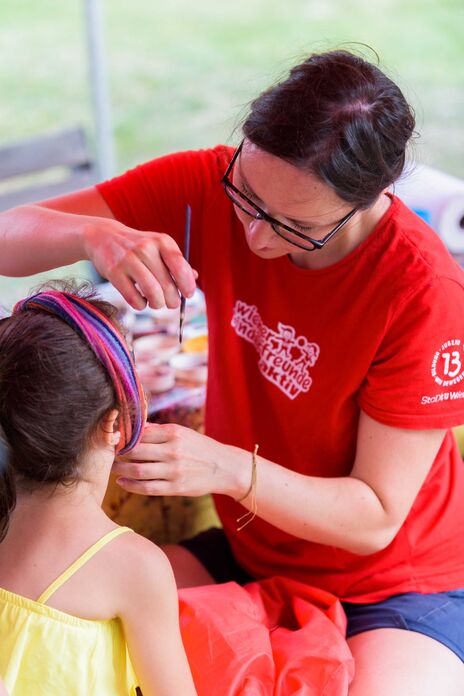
[{"left": 222, "top": 141, "right": 358, "bottom": 251}]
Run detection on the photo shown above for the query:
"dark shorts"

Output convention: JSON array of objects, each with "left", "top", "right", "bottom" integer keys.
[{"left": 180, "top": 527, "right": 464, "bottom": 662}]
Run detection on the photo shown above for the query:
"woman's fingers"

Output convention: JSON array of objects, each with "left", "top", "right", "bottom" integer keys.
[
  {"left": 119, "top": 443, "right": 172, "bottom": 463},
  {"left": 116, "top": 477, "right": 178, "bottom": 496},
  {"left": 125, "top": 258, "right": 171, "bottom": 310},
  {"left": 112, "top": 459, "right": 176, "bottom": 480},
  {"left": 107, "top": 243, "right": 180, "bottom": 310},
  {"left": 108, "top": 270, "right": 156, "bottom": 310},
  {"left": 116, "top": 425, "right": 190, "bottom": 471},
  {"left": 133, "top": 235, "right": 186, "bottom": 309},
  {"left": 126, "top": 232, "right": 196, "bottom": 308},
  {"left": 84, "top": 221, "right": 197, "bottom": 310},
  {"left": 140, "top": 423, "right": 181, "bottom": 445},
  {"left": 157, "top": 236, "right": 197, "bottom": 300},
  {"left": 113, "top": 425, "right": 226, "bottom": 498}
]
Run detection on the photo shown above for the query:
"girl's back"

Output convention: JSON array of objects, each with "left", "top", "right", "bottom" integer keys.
[
  {"left": 0, "top": 495, "right": 129, "bottom": 621},
  {"left": 0, "top": 527, "right": 138, "bottom": 696}
]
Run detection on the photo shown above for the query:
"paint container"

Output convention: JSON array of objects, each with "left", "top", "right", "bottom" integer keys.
[
  {"left": 170, "top": 352, "right": 208, "bottom": 383},
  {"left": 133, "top": 333, "right": 180, "bottom": 364}
]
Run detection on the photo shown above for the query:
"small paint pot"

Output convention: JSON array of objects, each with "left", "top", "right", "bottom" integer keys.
[
  {"left": 170, "top": 352, "right": 208, "bottom": 383},
  {"left": 136, "top": 363, "right": 176, "bottom": 393},
  {"left": 133, "top": 333, "right": 180, "bottom": 364}
]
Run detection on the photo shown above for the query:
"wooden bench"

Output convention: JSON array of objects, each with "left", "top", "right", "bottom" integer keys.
[{"left": 0, "top": 127, "right": 97, "bottom": 212}]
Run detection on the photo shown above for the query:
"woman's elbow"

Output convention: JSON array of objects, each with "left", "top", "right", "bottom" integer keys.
[{"left": 345, "top": 525, "right": 399, "bottom": 556}]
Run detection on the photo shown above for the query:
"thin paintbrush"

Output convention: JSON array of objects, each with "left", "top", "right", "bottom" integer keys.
[{"left": 179, "top": 203, "right": 192, "bottom": 343}]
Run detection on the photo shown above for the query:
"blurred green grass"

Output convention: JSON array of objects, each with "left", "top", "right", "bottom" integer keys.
[
  {"left": 0, "top": 0, "right": 463, "bottom": 303},
  {"left": 1, "top": 0, "right": 463, "bottom": 172}
]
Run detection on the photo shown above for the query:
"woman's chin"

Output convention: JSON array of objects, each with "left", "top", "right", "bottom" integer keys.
[{"left": 247, "top": 241, "right": 284, "bottom": 258}]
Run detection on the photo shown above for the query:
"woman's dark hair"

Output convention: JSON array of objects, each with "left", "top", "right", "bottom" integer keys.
[
  {"left": 0, "top": 280, "right": 122, "bottom": 542},
  {"left": 242, "top": 49, "right": 416, "bottom": 208}
]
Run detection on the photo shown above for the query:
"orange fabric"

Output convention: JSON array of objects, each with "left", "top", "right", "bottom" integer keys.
[{"left": 179, "top": 577, "right": 354, "bottom": 695}]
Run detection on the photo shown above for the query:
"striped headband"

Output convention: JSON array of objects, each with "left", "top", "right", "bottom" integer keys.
[{"left": 13, "top": 291, "right": 146, "bottom": 454}]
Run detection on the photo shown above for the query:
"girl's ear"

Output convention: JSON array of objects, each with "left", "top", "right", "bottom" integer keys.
[{"left": 99, "top": 409, "right": 120, "bottom": 447}]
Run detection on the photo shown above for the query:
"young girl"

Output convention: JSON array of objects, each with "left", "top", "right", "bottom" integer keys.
[{"left": 0, "top": 283, "right": 197, "bottom": 696}]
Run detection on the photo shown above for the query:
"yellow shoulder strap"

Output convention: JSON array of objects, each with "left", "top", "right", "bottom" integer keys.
[{"left": 37, "top": 526, "right": 134, "bottom": 605}]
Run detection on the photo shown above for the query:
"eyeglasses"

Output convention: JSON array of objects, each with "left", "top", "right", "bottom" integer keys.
[{"left": 222, "top": 141, "right": 357, "bottom": 251}]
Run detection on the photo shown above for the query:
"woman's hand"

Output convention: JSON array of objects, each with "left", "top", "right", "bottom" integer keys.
[
  {"left": 83, "top": 218, "right": 197, "bottom": 310},
  {"left": 112, "top": 423, "right": 246, "bottom": 498},
  {"left": 0, "top": 189, "right": 197, "bottom": 309}
]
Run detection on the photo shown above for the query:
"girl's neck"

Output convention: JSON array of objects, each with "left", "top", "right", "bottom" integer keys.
[
  {"left": 7, "top": 459, "right": 112, "bottom": 540},
  {"left": 10, "top": 481, "right": 106, "bottom": 535},
  {"left": 0, "top": 473, "right": 117, "bottom": 608}
]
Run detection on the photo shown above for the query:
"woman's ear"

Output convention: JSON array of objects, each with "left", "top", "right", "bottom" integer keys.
[{"left": 100, "top": 409, "right": 120, "bottom": 447}]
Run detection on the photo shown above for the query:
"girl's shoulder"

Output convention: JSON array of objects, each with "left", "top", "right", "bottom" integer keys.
[
  {"left": 12, "top": 526, "right": 175, "bottom": 622},
  {"left": 102, "top": 530, "right": 177, "bottom": 618},
  {"left": 106, "top": 526, "right": 169, "bottom": 562}
]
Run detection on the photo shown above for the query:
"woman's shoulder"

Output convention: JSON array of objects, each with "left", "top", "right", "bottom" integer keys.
[
  {"left": 389, "top": 195, "right": 463, "bottom": 283},
  {"left": 96, "top": 144, "right": 235, "bottom": 232},
  {"left": 130, "top": 144, "right": 234, "bottom": 181}
]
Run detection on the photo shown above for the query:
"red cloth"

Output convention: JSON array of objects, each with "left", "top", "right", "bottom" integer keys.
[
  {"left": 179, "top": 577, "right": 354, "bottom": 695},
  {"left": 98, "top": 147, "right": 464, "bottom": 602}
]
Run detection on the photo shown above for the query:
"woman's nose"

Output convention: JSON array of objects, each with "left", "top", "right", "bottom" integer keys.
[{"left": 248, "top": 216, "right": 273, "bottom": 241}]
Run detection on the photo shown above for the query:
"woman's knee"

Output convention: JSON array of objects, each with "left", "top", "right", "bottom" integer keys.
[
  {"left": 161, "top": 543, "right": 216, "bottom": 588},
  {"left": 348, "top": 628, "right": 464, "bottom": 696}
]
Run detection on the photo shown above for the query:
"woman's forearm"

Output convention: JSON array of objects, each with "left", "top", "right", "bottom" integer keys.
[
  {"left": 225, "top": 416, "right": 445, "bottom": 556},
  {"left": 114, "top": 423, "right": 397, "bottom": 556},
  {"left": 0, "top": 204, "right": 91, "bottom": 276},
  {"left": 0, "top": 201, "right": 197, "bottom": 311},
  {"left": 229, "top": 447, "right": 391, "bottom": 555}
]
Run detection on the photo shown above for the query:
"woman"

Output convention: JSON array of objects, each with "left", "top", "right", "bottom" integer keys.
[{"left": 1, "top": 49, "right": 464, "bottom": 694}]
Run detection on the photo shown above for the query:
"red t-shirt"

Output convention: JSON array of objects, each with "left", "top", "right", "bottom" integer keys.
[{"left": 98, "top": 146, "right": 464, "bottom": 602}]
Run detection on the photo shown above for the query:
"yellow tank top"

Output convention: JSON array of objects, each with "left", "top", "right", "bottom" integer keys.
[{"left": 0, "top": 527, "right": 138, "bottom": 696}]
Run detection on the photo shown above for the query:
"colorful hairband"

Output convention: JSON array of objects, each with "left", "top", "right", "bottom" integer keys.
[{"left": 13, "top": 291, "right": 147, "bottom": 454}]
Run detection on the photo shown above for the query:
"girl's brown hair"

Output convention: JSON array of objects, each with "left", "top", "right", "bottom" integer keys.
[{"left": 0, "top": 280, "right": 122, "bottom": 542}]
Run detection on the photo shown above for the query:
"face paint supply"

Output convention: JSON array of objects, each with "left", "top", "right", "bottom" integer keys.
[
  {"left": 179, "top": 204, "right": 192, "bottom": 344},
  {"left": 170, "top": 352, "right": 208, "bottom": 383},
  {"left": 133, "top": 333, "right": 179, "bottom": 364}
]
